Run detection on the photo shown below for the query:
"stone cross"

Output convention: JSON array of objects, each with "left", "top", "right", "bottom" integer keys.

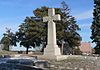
[
  {"left": 43, "top": 8, "right": 61, "bottom": 55},
  {"left": 43, "top": 8, "right": 61, "bottom": 45}
]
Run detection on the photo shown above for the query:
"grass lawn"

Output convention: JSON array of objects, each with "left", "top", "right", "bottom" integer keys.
[{"left": 0, "top": 50, "right": 17, "bottom": 55}]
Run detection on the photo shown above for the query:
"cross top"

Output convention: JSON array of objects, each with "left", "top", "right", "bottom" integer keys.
[
  {"left": 48, "top": 8, "right": 55, "bottom": 16},
  {"left": 43, "top": 8, "right": 61, "bottom": 22}
]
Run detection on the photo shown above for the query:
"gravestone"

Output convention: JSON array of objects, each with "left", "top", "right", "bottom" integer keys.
[
  {"left": 38, "top": 8, "right": 67, "bottom": 60},
  {"left": 0, "top": 44, "right": 4, "bottom": 51},
  {"left": 19, "top": 59, "right": 34, "bottom": 65},
  {"left": 4, "top": 55, "right": 11, "bottom": 58},
  {"left": 35, "top": 60, "right": 49, "bottom": 69},
  {"left": 43, "top": 8, "right": 61, "bottom": 56}
]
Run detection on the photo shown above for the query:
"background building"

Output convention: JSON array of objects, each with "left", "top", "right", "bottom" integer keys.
[{"left": 79, "top": 42, "right": 93, "bottom": 55}]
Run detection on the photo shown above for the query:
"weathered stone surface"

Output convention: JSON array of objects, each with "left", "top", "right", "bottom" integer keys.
[
  {"left": 0, "top": 44, "right": 4, "bottom": 51},
  {"left": 4, "top": 55, "right": 11, "bottom": 58},
  {"left": 38, "top": 55, "right": 69, "bottom": 61},
  {"left": 34, "top": 60, "right": 50, "bottom": 70},
  {"left": 43, "top": 8, "right": 61, "bottom": 56}
]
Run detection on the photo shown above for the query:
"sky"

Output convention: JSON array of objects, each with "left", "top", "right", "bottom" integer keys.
[{"left": 0, "top": 0, "right": 94, "bottom": 42}]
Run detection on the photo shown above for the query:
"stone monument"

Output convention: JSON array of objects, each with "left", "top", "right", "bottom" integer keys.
[
  {"left": 43, "top": 8, "right": 61, "bottom": 56},
  {"left": 0, "top": 44, "right": 4, "bottom": 51},
  {"left": 38, "top": 8, "right": 67, "bottom": 61}
]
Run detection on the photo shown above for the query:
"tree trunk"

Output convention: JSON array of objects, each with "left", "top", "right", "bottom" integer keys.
[
  {"left": 61, "top": 42, "right": 64, "bottom": 54},
  {"left": 26, "top": 47, "right": 29, "bottom": 54}
]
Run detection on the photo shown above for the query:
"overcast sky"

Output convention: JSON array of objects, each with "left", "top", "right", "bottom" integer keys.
[{"left": 0, "top": 0, "right": 93, "bottom": 42}]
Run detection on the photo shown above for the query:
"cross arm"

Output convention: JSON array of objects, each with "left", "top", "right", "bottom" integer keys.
[
  {"left": 53, "top": 14, "right": 61, "bottom": 21},
  {"left": 43, "top": 16, "right": 49, "bottom": 22}
]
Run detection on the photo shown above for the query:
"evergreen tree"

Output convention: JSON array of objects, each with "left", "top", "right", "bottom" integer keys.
[
  {"left": 1, "top": 34, "right": 10, "bottom": 51},
  {"left": 0, "top": 28, "right": 17, "bottom": 51},
  {"left": 16, "top": 17, "right": 44, "bottom": 54},
  {"left": 33, "top": 1, "right": 81, "bottom": 54},
  {"left": 16, "top": 1, "right": 81, "bottom": 54},
  {"left": 91, "top": 0, "right": 100, "bottom": 54},
  {"left": 57, "top": 1, "right": 81, "bottom": 54}
]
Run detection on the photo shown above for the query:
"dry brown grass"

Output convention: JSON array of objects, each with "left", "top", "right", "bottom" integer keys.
[{"left": 0, "top": 50, "right": 17, "bottom": 55}]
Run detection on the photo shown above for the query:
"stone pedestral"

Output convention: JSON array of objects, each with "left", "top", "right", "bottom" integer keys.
[
  {"left": 44, "top": 44, "right": 61, "bottom": 55},
  {"left": 37, "top": 55, "right": 68, "bottom": 61}
]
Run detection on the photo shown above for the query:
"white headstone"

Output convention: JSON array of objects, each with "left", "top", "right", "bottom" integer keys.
[
  {"left": 43, "top": 8, "right": 61, "bottom": 55},
  {"left": 0, "top": 44, "right": 4, "bottom": 51}
]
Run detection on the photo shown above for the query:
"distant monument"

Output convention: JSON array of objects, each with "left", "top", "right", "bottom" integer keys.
[
  {"left": 0, "top": 44, "right": 4, "bottom": 51},
  {"left": 43, "top": 8, "right": 61, "bottom": 56}
]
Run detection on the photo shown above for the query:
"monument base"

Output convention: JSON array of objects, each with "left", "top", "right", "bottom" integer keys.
[
  {"left": 37, "top": 55, "right": 68, "bottom": 61},
  {"left": 44, "top": 44, "right": 61, "bottom": 55},
  {"left": 37, "top": 44, "right": 67, "bottom": 61}
]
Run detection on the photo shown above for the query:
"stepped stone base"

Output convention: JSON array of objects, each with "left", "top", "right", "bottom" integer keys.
[
  {"left": 37, "top": 44, "right": 68, "bottom": 61},
  {"left": 44, "top": 44, "right": 61, "bottom": 55},
  {"left": 37, "top": 55, "right": 68, "bottom": 61}
]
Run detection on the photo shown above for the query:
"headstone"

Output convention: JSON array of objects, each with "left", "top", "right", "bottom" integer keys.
[
  {"left": 35, "top": 60, "right": 49, "bottom": 68},
  {"left": 0, "top": 55, "right": 3, "bottom": 58},
  {"left": 19, "top": 59, "right": 34, "bottom": 66},
  {"left": 18, "top": 51, "right": 23, "bottom": 54},
  {"left": 0, "top": 44, "right": 4, "bottom": 51},
  {"left": 43, "top": 8, "right": 61, "bottom": 56},
  {"left": 30, "top": 56, "right": 38, "bottom": 60},
  {"left": 4, "top": 55, "right": 11, "bottom": 58}
]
